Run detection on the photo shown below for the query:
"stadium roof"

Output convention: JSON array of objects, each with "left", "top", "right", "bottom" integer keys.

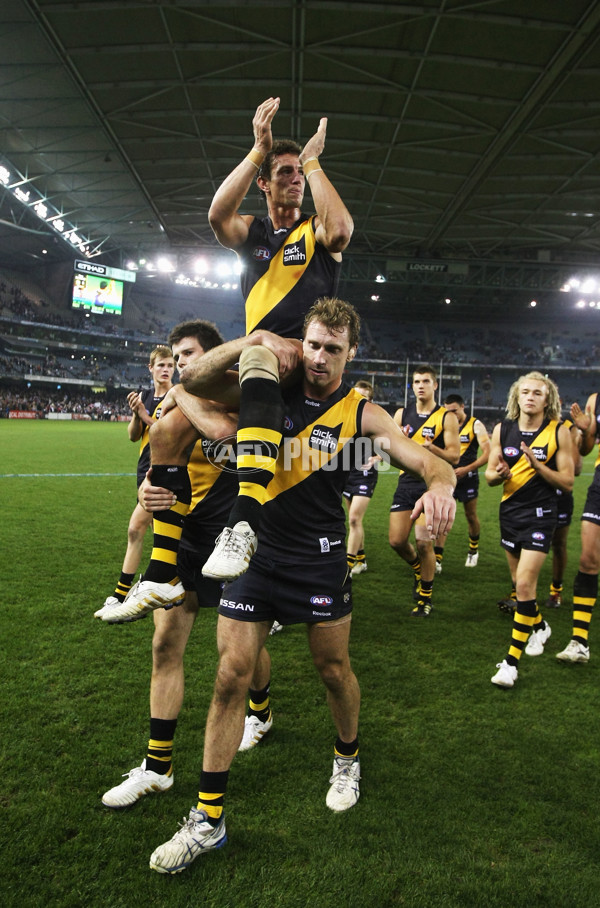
[{"left": 2, "top": 0, "right": 600, "bottom": 312}]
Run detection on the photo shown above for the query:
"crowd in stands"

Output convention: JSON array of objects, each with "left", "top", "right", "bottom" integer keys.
[
  {"left": 2, "top": 270, "right": 599, "bottom": 418},
  {"left": 0, "top": 384, "right": 131, "bottom": 419}
]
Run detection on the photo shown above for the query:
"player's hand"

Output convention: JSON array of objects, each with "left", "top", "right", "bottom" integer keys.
[
  {"left": 159, "top": 386, "right": 179, "bottom": 418},
  {"left": 251, "top": 330, "right": 302, "bottom": 377},
  {"left": 454, "top": 465, "right": 469, "bottom": 479},
  {"left": 127, "top": 391, "right": 144, "bottom": 416},
  {"left": 520, "top": 440, "right": 540, "bottom": 471},
  {"left": 494, "top": 452, "right": 512, "bottom": 480},
  {"left": 252, "top": 97, "right": 280, "bottom": 155},
  {"left": 411, "top": 488, "right": 456, "bottom": 539},
  {"left": 299, "top": 118, "right": 328, "bottom": 164},
  {"left": 138, "top": 468, "right": 178, "bottom": 512},
  {"left": 571, "top": 401, "right": 592, "bottom": 431}
]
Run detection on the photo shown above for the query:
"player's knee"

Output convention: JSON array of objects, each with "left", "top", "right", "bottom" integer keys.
[
  {"left": 415, "top": 538, "right": 432, "bottom": 559},
  {"left": 152, "top": 631, "right": 184, "bottom": 670},
  {"left": 315, "top": 657, "right": 346, "bottom": 690},
  {"left": 579, "top": 551, "right": 600, "bottom": 574},
  {"left": 239, "top": 344, "right": 279, "bottom": 383},
  {"left": 214, "top": 655, "right": 254, "bottom": 700}
]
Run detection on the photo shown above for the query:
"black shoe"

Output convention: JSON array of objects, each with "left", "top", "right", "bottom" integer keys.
[
  {"left": 544, "top": 593, "right": 562, "bottom": 609},
  {"left": 410, "top": 599, "right": 433, "bottom": 617},
  {"left": 497, "top": 597, "right": 516, "bottom": 615}
]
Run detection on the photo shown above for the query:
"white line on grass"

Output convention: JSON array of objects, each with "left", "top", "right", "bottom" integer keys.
[{"left": 0, "top": 472, "right": 136, "bottom": 478}]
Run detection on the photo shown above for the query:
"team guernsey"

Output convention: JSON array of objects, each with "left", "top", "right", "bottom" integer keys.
[
  {"left": 180, "top": 439, "right": 237, "bottom": 554},
  {"left": 499, "top": 417, "right": 560, "bottom": 533},
  {"left": 391, "top": 402, "right": 448, "bottom": 508},
  {"left": 455, "top": 415, "right": 481, "bottom": 501},
  {"left": 219, "top": 383, "right": 367, "bottom": 624},
  {"left": 556, "top": 417, "right": 575, "bottom": 527},
  {"left": 580, "top": 393, "right": 600, "bottom": 525},
  {"left": 458, "top": 416, "right": 479, "bottom": 468},
  {"left": 239, "top": 214, "right": 341, "bottom": 337},
  {"left": 136, "top": 389, "right": 167, "bottom": 486}
]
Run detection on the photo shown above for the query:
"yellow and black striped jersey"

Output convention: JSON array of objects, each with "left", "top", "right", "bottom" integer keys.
[
  {"left": 136, "top": 389, "right": 167, "bottom": 483},
  {"left": 239, "top": 214, "right": 341, "bottom": 338},
  {"left": 499, "top": 417, "right": 560, "bottom": 516},
  {"left": 458, "top": 415, "right": 480, "bottom": 466},
  {"left": 396, "top": 402, "right": 448, "bottom": 481},
  {"left": 258, "top": 382, "right": 367, "bottom": 561},
  {"left": 180, "top": 437, "right": 237, "bottom": 552}
]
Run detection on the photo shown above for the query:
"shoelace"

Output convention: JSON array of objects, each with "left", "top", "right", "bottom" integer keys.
[
  {"left": 221, "top": 527, "right": 252, "bottom": 559},
  {"left": 329, "top": 760, "right": 358, "bottom": 788}
]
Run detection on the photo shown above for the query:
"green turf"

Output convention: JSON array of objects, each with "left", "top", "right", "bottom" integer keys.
[{"left": 2, "top": 421, "right": 599, "bottom": 907}]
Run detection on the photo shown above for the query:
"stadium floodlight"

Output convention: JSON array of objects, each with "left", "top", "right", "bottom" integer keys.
[
  {"left": 157, "top": 257, "right": 174, "bottom": 272},
  {"left": 375, "top": 274, "right": 386, "bottom": 283},
  {"left": 216, "top": 260, "right": 233, "bottom": 278},
  {"left": 193, "top": 257, "right": 208, "bottom": 274}
]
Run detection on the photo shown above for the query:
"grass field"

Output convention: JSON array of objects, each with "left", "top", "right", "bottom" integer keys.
[{"left": 2, "top": 420, "right": 600, "bottom": 908}]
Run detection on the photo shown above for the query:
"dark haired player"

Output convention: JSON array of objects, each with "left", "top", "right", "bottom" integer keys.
[
  {"left": 389, "top": 366, "right": 460, "bottom": 616},
  {"left": 145, "top": 299, "right": 456, "bottom": 874},
  {"left": 433, "top": 393, "right": 490, "bottom": 571},
  {"left": 110, "top": 96, "right": 354, "bottom": 618}
]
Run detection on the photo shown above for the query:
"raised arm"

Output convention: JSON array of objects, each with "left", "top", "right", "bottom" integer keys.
[
  {"left": 298, "top": 118, "right": 353, "bottom": 255},
  {"left": 208, "top": 97, "right": 280, "bottom": 250},
  {"left": 127, "top": 390, "right": 153, "bottom": 442},
  {"left": 571, "top": 392, "right": 598, "bottom": 457}
]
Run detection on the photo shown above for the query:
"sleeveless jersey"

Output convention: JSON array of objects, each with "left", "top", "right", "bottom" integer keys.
[
  {"left": 239, "top": 214, "right": 340, "bottom": 337},
  {"left": 180, "top": 438, "right": 237, "bottom": 553},
  {"left": 136, "top": 389, "right": 167, "bottom": 483},
  {"left": 592, "top": 393, "right": 600, "bottom": 474},
  {"left": 458, "top": 415, "right": 479, "bottom": 467},
  {"left": 396, "top": 402, "right": 448, "bottom": 482},
  {"left": 499, "top": 417, "right": 560, "bottom": 519},
  {"left": 258, "top": 383, "right": 366, "bottom": 561}
]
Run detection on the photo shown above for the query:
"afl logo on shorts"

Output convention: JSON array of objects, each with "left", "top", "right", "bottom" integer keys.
[
  {"left": 252, "top": 246, "right": 271, "bottom": 261},
  {"left": 311, "top": 595, "right": 333, "bottom": 606},
  {"left": 532, "top": 532, "right": 546, "bottom": 541},
  {"left": 503, "top": 446, "right": 519, "bottom": 457}
]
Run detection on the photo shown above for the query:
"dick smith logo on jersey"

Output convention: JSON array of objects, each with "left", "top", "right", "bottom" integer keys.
[
  {"left": 283, "top": 236, "right": 307, "bottom": 266},
  {"left": 309, "top": 423, "right": 341, "bottom": 453}
]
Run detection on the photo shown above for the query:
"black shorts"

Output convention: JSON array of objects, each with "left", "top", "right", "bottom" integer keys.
[
  {"left": 177, "top": 545, "right": 223, "bottom": 608},
  {"left": 390, "top": 476, "right": 427, "bottom": 513},
  {"left": 499, "top": 507, "right": 557, "bottom": 555},
  {"left": 343, "top": 468, "right": 378, "bottom": 500},
  {"left": 556, "top": 489, "right": 574, "bottom": 528},
  {"left": 455, "top": 470, "right": 479, "bottom": 503},
  {"left": 218, "top": 550, "right": 352, "bottom": 626},
  {"left": 581, "top": 482, "right": 600, "bottom": 527}
]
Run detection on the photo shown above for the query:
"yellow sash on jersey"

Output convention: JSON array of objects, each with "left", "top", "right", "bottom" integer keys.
[
  {"left": 459, "top": 416, "right": 476, "bottom": 456},
  {"left": 187, "top": 440, "right": 224, "bottom": 510},
  {"left": 501, "top": 420, "right": 559, "bottom": 502},
  {"left": 265, "top": 389, "right": 362, "bottom": 501},
  {"left": 398, "top": 407, "right": 446, "bottom": 476},
  {"left": 246, "top": 219, "right": 317, "bottom": 334}
]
